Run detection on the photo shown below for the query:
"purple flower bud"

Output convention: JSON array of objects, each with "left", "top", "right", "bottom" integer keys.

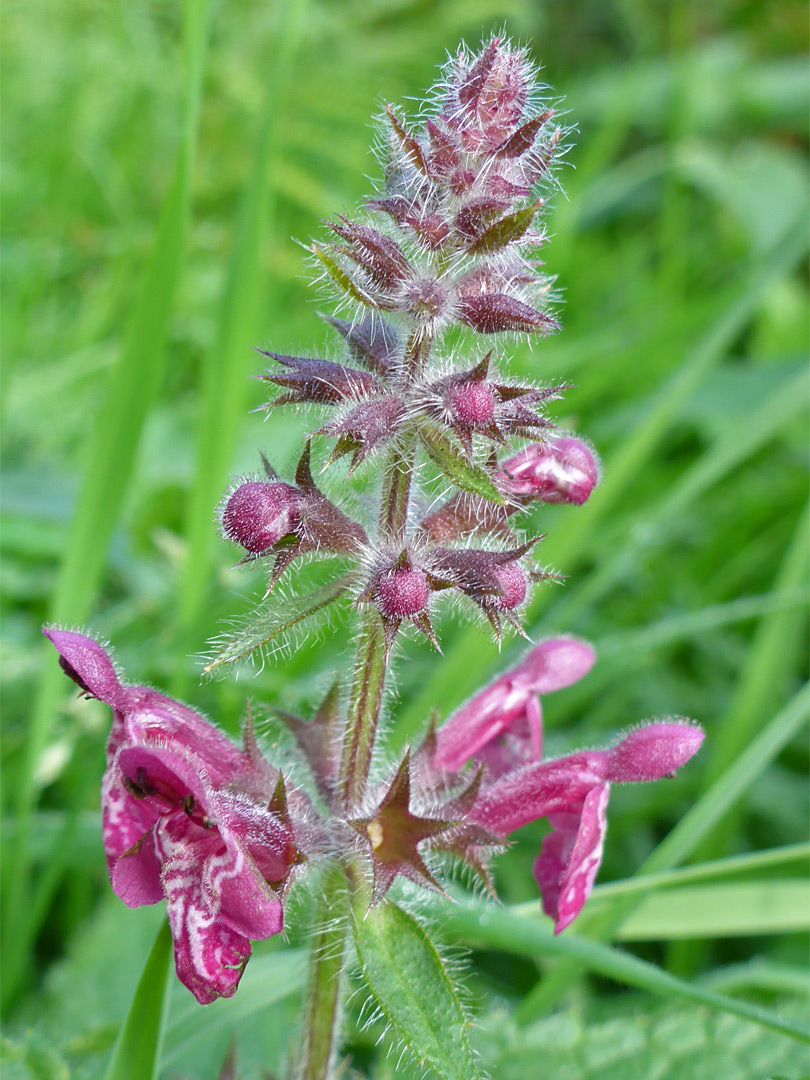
[
  {"left": 449, "top": 380, "right": 497, "bottom": 425},
  {"left": 456, "top": 293, "right": 559, "bottom": 335},
  {"left": 500, "top": 436, "right": 600, "bottom": 505},
  {"left": 222, "top": 482, "right": 301, "bottom": 553},
  {"left": 376, "top": 565, "right": 430, "bottom": 619}
]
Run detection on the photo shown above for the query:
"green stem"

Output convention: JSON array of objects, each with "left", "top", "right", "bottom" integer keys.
[
  {"left": 338, "top": 610, "right": 388, "bottom": 809},
  {"left": 379, "top": 432, "right": 416, "bottom": 540},
  {"left": 298, "top": 866, "right": 347, "bottom": 1080}
]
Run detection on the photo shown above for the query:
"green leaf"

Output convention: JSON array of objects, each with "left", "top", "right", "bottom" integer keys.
[
  {"left": 202, "top": 572, "right": 351, "bottom": 675},
  {"left": 468, "top": 203, "right": 540, "bottom": 254},
  {"left": 351, "top": 897, "right": 484, "bottom": 1080},
  {"left": 417, "top": 420, "right": 504, "bottom": 504},
  {"left": 311, "top": 243, "right": 377, "bottom": 306},
  {"left": 477, "top": 1004, "right": 810, "bottom": 1080},
  {"left": 104, "top": 921, "right": 173, "bottom": 1080}
]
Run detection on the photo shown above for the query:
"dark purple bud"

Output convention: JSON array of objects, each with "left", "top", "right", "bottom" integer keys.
[
  {"left": 454, "top": 198, "right": 510, "bottom": 241},
  {"left": 320, "top": 396, "right": 406, "bottom": 467},
  {"left": 222, "top": 482, "right": 301, "bottom": 553},
  {"left": 493, "top": 112, "right": 552, "bottom": 159},
  {"left": 257, "top": 352, "right": 381, "bottom": 407},
  {"left": 384, "top": 104, "right": 429, "bottom": 176},
  {"left": 328, "top": 217, "right": 411, "bottom": 289},
  {"left": 319, "top": 313, "right": 399, "bottom": 376},
  {"left": 456, "top": 293, "right": 560, "bottom": 335},
  {"left": 376, "top": 565, "right": 430, "bottom": 619},
  {"left": 500, "top": 436, "right": 601, "bottom": 505},
  {"left": 447, "top": 168, "right": 476, "bottom": 194},
  {"left": 407, "top": 213, "right": 450, "bottom": 250},
  {"left": 456, "top": 39, "right": 500, "bottom": 112},
  {"left": 425, "top": 119, "right": 460, "bottom": 178},
  {"left": 418, "top": 492, "right": 511, "bottom": 543},
  {"left": 366, "top": 196, "right": 416, "bottom": 224}
]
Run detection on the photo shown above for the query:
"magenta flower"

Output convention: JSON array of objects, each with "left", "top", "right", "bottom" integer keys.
[
  {"left": 44, "top": 628, "right": 297, "bottom": 1003},
  {"left": 469, "top": 722, "right": 705, "bottom": 932},
  {"left": 432, "top": 638, "right": 597, "bottom": 774}
]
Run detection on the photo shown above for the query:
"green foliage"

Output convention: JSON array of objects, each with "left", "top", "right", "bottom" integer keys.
[
  {"left": 103, "top": 922, "right": 172, "bottom": 1080},
  {"left": 417, "top": 419, "right": 505, "bottom": 503},
  {"left": 2, "top": 0, "right": 808, "bottom": 1076},
  {"left": 351, "top": 897, "right": 483, "bottom": 1080},
  {"left": 476, "top": 1005, "right": 810, "bottom": 1080}
]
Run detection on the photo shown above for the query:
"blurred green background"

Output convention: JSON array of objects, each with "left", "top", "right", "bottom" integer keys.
[{"left": 2, "top": 0, "right": 808, "bottom": 1077}]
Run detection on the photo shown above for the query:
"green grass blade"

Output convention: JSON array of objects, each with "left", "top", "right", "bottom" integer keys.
[
  {"left": 103, "top": 921, "right": 173, "bottom": 1080},
  {"left": 544, "top": 371, "right": 808, "bottom": 631},
  {"left": 696, "top": 502, "right": 809, "bottom": 843},
  {"left": 162, "top": 947, "right": 307, "bottom": 1065},
  {"left": 444, "top": 897, "right": 810, "bottom": 1043},
  {"left": 1, "top": 0, "right": 212, "bottom": 1008},
  {"left": 508, "top": 844, "right": 810, "bottom": 908},
  {"left": 610, "top": 880, "right": 809, "bottom": 940},
  {"left": 173, "top": 0, "right": 310, "bottom": 688}
]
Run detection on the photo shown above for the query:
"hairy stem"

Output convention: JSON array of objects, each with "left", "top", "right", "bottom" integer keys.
[
  {"left": 338, "top": 609, "right": 387, "bottom": 809},
  {"left": 297, "top": 865, "right": 347, "bottom": 1080}
]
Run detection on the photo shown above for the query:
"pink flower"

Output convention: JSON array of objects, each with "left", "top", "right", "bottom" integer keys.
[
  {"left": 432, "top": 638, "right": 597, "bottom": 775},
  {"left": 500, "top": 435, "right": 601, "bottom": 506},
  {"left": 43, "top": 628, "right": 296, "bottom": 1003},
  {"left": 469, "top": 722, "right": 705, "bottom": 932}
]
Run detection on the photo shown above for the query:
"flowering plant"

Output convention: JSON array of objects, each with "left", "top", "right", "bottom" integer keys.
[{"left": 45, "top": 37, "right": 703, "bottom": 1078}]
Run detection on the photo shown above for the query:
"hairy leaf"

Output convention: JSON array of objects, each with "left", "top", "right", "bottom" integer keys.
[
  {"left": 417, "top": 420, "right": 504, "bottom": 504},
  {"left": 351, "top": 897, "right": 483, "bottom": 1080},
  {"left": 203, "top": 573, "right": 351, "bottom": 674}
]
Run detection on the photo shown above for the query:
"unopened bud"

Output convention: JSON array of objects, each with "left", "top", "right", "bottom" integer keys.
[
  {"left": 376, "top": 566, "right": 430, "bottom": 619},
  {"left": 449, "top": 380, "right": 496, "bottom": 426},
  {"left": 489, "top": 562, "right": 526, "bottom": 610},
  {"left": 222, "top": 482, "right": 301, "bottom": 553},
  {"left": 606, "top": 722, "right": 705, "bottom": 783},
  {"left": 501, "top": 436, "right": 600, "bottom": 505}
]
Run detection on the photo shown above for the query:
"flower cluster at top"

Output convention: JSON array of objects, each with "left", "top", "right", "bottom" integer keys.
[{"left": 44, "top": 38, "right": 703, "bottom": 1005}]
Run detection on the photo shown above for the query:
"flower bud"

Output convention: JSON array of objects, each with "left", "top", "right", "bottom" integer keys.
[
  {"left": 489, "top": 561, "right": 526, "bottom": 610},
  {"left": 376, "top": 565, "right": 430, "bottom": 619},
  {"left": 606, "top": 722, "right": 705, "bottom": 783},
  {"left": 500, "top": 436, "right": 600, "bottom": 505},
  {"left": 449, "top": 380, "right": 497, "bottom": 426},
  {"left": 222, "top": 482, "right": 301, "bottom": 553}
]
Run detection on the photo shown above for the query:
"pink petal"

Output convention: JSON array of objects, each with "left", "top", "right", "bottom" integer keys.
[
  {"left": 102, "top": 764, "right": 160, "bottom": 869},
  {"left": 512, "top": 638, "right": 596, "bottom": 695},
  {"left": 112, "top": 827, "right": 163, "bottom": 907},
  {"left": 533, "top": 782, "right": 610, "bottom": 933},
  {"left": 606, "top": 721, "right": 704, "bottom": 783},
  {"left": 155, "top": 815, "right": 278, "bottom": 1004},
  {"left": 121, "top": 690, "right": 248, "bottom": 790},
  {"left": 42, "top": 628, "right": 125, "bottom": 709},
  {"left": 211, "top": 839, "right": 284, "bottom": 940},
  {"left": 433, "top": 638, "right": 595, "bottom": 772},
  {"left": 156, "top": 818, "right": 248, "bottom": 1003},
  {"left": 214, "top": 790, "right": 295, "bottom": 885},
  {"left": 470, "top": 757, "right": 603, "bottom": 836}
]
